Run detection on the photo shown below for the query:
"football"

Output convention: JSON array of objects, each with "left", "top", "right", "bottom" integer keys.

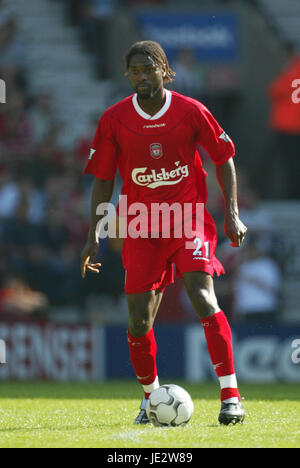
[{"left": 145, "top": 384, "right": 194, "bottom": 427}]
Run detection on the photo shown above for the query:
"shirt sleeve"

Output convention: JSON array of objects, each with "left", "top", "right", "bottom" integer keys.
[
  {"left": 83, "top": 113, "right": 118, "bottom": 180},
  {"left": 194, "top": 102, "right": 235, "bottom": 165}
]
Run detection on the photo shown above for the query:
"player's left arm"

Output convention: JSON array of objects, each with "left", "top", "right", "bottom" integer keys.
[
  {"left": 215, "top": 157, "right": 247, "bottom": 247},
  {"left": 194, "top": 101, "right": 247, "bottom": 246}
]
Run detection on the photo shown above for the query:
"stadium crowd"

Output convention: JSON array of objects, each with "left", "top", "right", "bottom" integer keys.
[
  {"left": 0, "top": 1, "right": 126, "bottom": 319},
  {"left": 0, "top": 0, "right": 283, "bottom": 323}
]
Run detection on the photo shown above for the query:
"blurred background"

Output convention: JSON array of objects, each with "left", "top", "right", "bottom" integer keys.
[{"left": 0, "top": 0, "right": 299, "bottom": 382}]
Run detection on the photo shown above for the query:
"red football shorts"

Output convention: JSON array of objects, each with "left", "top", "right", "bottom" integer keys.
[{"left": 122, "top": 211, "right": 225, "bottom": 294}]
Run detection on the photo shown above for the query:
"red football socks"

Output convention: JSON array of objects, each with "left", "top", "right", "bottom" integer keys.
[
  {"left": 127, "top": 312, "right": 239, "bottom": 403},
  {"left": 201, "top": 311, "right": 240, "bottom": 402},
  {"left": 127, "top": 328, "right": 159, "bottom": 399}
]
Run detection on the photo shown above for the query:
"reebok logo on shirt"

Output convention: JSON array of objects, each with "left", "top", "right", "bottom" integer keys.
[
  {"left": 131, "top": 161, "right": 189, "bottom": 189},
  {"left": 143, "top": 123, "right": 166, "bottom": 129}
]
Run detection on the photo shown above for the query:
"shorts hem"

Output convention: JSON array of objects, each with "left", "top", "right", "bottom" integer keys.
[
  {"left": 124, "top": 280, "right": 173, "bottom": 295},
  {"left": 176, "top": 257, "right": 225, "bottom": 278}
]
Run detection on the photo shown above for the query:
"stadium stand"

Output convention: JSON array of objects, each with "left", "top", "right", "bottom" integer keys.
[
  {"left": 257, "top": 0, "right": 300, "bottom": 48},
  {"left": 0, "top": 0, "right": 299, "bottom": 325}
]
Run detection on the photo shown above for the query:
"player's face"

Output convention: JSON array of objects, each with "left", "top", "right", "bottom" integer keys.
[{"left": 127, "top": 54, "right": 165, "bottom": 100}]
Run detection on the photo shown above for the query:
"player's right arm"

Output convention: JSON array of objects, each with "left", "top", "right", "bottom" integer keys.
[
  {"left": 80, "top": 178, "right": 114, "bottom": 278},
  {"left": 81, "top": 112, "right": 118, "bottom": 278}
]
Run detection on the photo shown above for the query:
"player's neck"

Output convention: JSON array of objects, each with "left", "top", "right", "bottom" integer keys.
[{"left": 137, "top": 88, "right": 166, "bottom": 117}]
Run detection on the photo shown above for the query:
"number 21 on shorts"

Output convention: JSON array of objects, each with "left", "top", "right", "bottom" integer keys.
[{"left": 193, "top": 237, "right": 210, "bottom": 260}]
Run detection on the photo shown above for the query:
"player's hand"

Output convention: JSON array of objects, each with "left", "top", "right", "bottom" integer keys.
[
  {"left": 80, "top": 240, "right": 101, "bottom": 278},
  {"left": 224, "top": 213, "right": 247, "bottom": 248}
]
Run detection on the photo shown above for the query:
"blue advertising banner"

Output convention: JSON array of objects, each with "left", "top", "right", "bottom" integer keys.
[
  {"left": 105, "top": 325, "right": 300, "bottom": 383},
  {"left": 135, "top": 11, "right": 239, "bottom": 62},
  {"left": 0, "top": 322, "right": 299, "bottom": 382},
  {"left": 184, "top": 325, "right": 300, "bottom": 383},
  {"left": 105, "top": 325, "right": 185, "bottom": 379}
]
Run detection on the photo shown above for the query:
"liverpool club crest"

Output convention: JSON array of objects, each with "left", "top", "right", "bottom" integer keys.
[{"left": 149, "top": 142, "right": 163, "bottom": 159}]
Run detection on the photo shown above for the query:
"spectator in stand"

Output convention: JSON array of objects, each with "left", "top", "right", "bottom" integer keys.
[
  {"left": 77, "top": 1, "right": 99, "bottom": 55},
  {"left": 232, "top": 239, "right": 282, "bottom": 324},
  {"left": 57, "top": 243, "right": 85, "bottom": 305},
  {"left": 1, "top": 198, "right": 44, "bottom": 251},
  {"left": 0, "top": 169, "right": 20, "bottom": 218},
  {"left": 22, "top": 129, "right": 64, "bottom": 187},
  {"left": 28, "top": 92, "right": 57, "bottom": 145},
  {"left": 44, "top": 175, "right": 66, "bottom": 208},
  {"left": 41, "top": 171, "right": 89, "bottom": 251},
  {"left": 0, "top": 15, "right": 27, "bottom": 70},
  {"left": 14, "top": 243, "right": 62, "bottom": 305},
  {"left": 0, "top": 90, "right": 33, "bottom": 157},
  {"left": 76, "top": 0, "right": 120, "bottom": 78},
  {"left": 0, "top": 63, "right": 29, "bottom": 97},
  {"left": 268, "top": 42, "right": 300, "bottom": 199},
  {"left": 16, "top": 177, "right": 46, "bottom": 225},
  {"left": 0, "top": 274, "right": 48, "bottom": 320},
  {"left": 0, "top": 175, "right": 46, "bottom": 224},
  {"left": 171, "top": 47, "right": 205, "bottom": 100},
  {"left": 42, "top": 205, "right": 70, "bottom": 252},
  {"left": 0, "top": 5, "right": 29, "bottom": 129}
]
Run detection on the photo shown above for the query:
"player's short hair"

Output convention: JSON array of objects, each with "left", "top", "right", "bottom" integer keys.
[{"left": 125, "top": 40, "right": 176, "bottom": 83}]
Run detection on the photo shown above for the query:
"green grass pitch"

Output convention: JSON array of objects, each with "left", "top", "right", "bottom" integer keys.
[{"left": 0, "top": 381, "right": 299, "bottom": 448}]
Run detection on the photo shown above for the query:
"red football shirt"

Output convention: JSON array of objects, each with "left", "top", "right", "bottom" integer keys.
[{"left": 84, "top": 90, "right": 235, "bottom": 218}]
